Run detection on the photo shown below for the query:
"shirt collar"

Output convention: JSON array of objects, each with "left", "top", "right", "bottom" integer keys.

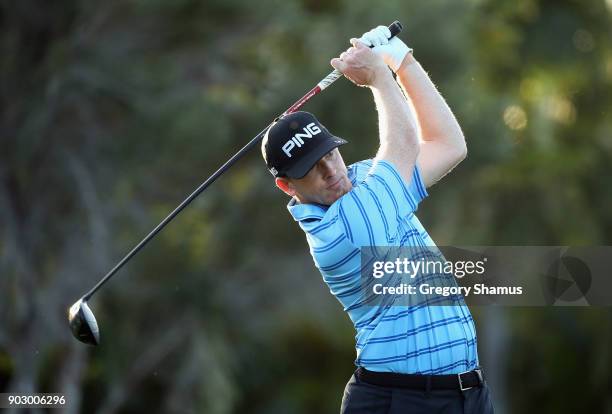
[{"left": 287, "top": 198, "right": 328, "bottom": 222}]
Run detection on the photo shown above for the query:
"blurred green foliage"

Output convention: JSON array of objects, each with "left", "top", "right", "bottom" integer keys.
[{"left": 1, "top": 0, "right": 611, "bottom": 412}]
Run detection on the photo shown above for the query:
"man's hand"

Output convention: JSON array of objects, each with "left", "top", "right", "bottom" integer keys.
[
  {"left": 359, "top": 26, "right": 413, "bottom": 73},
  {"left": 330, "top": 39, "right": 389, "bottom": 87}
]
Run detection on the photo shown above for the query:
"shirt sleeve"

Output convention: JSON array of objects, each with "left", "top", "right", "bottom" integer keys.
[{"left": 337, "top": 160, "right": 428, "bottom": 246}]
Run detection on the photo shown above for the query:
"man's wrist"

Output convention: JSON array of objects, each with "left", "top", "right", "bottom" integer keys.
[
  {"left": 396, "top": 52, "right": 417, "bottom": 72},
  {"left": 369, "top": 67, "right": 397, "bottom": 89},
  {"left": 386, "top": 38, "right": 412, "bottom": 72}
]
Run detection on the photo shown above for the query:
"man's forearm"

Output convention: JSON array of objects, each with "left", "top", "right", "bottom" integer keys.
[
  {"left": 396, "top": 54, "right": 466, "bottom": 152},
  {"left": 370, "top": 69, "right": 420, "bottom": 181}
]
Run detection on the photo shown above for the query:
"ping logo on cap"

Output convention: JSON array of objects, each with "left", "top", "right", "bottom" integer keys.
[{"left": 282, "top": 122, "right": 322, "bottom": 158}]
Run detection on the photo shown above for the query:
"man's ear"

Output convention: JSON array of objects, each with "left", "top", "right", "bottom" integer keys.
[{"left": 275, "top": 177, "right": 295, "bottom": 196}]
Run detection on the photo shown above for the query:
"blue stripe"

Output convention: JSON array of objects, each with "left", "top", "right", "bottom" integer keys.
[
  {"left": 413, "top": 166, "right": 427, "bottom": 199},
  {"left": 312, "top": 234, "right": 346, "bottom": 253},
  {"left": 309, "top": 216, "right": 338, "bottom": 235},
  {"left": 345, "top": 286, "right": 390, "bottom": 311},
  {"left": 325, "top": 267, "right": 360, "bottom": 284},
  {"left": 418, "top": 359, "right": 473, "bottom": 375},
  {"left": 319, "top": 248, "right": 359, "bottom": 272},
  {"left": 362, "top": 182, "right": 391, "bottom": 241},
  {"left": 338, "top": 203, "right": 353, "bottom": 242},
  {"left": 349, "top": 192, "right": 375, "bottom": 245},
  {"left": 336, "top": 284, "right": 363, "bottom": 299},
  {"left": 325, "top": 255, "right": 376, "bottom": 284},
  {"left": 355, "top": 294, "right": 458, "bottom": 329}
]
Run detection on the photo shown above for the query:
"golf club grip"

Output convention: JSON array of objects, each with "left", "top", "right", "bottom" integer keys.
[
  {"left": 388, "top": 21, "right": 403, "bottom": 38},
  {"left": 80, "top": 22, "right": 403, "bottom": 300}
]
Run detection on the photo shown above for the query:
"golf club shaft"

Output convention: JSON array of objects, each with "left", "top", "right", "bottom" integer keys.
[{"left": 82, "top": 21, "right": 403, "bottom": 301}]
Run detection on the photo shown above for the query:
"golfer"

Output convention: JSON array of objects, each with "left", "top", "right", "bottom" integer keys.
[{"left": 262, "top": 26, "right": 494, "bottom": 413}]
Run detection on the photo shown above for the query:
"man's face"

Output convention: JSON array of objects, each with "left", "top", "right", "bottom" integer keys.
[{"left": 276, "top": 148, "right": 352, "bottom": 206}]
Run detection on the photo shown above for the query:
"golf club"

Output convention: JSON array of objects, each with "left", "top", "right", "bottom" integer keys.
[{"left": 68, "top": 21, "right": 403, "bottom": 346}]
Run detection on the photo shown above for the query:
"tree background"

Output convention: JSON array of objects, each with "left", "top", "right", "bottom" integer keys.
[{"left": 1, "top": 0, "right": 611, "bottom": 412}]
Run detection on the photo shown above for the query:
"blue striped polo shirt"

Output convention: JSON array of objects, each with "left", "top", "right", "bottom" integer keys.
[{"left": 287, "top": 158, "right": 479, "bottom": 374}]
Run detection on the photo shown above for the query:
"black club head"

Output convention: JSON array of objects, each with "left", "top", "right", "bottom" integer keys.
[{"left": 68, "top": 299, "right": 100, "bottom": 346}]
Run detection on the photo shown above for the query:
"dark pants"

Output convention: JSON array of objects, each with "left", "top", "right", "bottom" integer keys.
[{"left": 340, "top": 371, "right": 495, "bottom": 414}]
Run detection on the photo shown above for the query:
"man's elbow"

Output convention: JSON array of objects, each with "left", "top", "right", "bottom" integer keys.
[
  {"left": 451, "top": 139, "right": 467, "bottom": 165},
  {"left": 457, "top": 142, "right": 468, "bottom": 162}
]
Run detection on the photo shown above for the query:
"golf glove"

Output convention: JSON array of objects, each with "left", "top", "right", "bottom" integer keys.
[{"left": 358, "top": 25, "right": 413, "bottom": 73}]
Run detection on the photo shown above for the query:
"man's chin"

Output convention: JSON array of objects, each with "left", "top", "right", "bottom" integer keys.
[{"left": 327, "top": 183, "right": 351, "bottom": 205}]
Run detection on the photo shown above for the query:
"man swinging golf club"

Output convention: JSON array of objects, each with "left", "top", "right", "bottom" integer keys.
[{"left": 261, "top": 26, "right": 495, "bottom": 413}]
